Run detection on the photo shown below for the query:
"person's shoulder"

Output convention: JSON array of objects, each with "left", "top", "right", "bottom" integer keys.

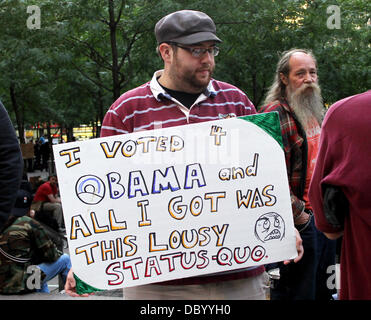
[
  {"left": 41, "top": 181, "right": 52, "bottom": 189},
  {"left": 124, "top": 81, "right": 152, "bottom": 96},
  {"left": 6, "top": 216, "right": 33, "bottom": 232},
  {"left": 111, "top": 82, "right": 151, "bottom": 106},
  {"left": 327, "top": 91, "right": 371, "bottom": 118},
  {"left": 16, "top": 216, "right": 33, "bottom": 224},
  {"left": 16, "top": 216, "right": 47, "bottom": 233},
  {"left": 211, "top": 79, "right": 246, "bottom": 95},
  {"left": 106, "top": 82, "right": 154, "bottom": 117},
  {"left": 259, "top": 99, "right": 286, "bottom": 113},
  {"left": 210, "top": 80, "right": 254, "bottom": 108},
  {"left": 36, "top": 181, "right": 52, "bottom": 193},
  {"left": 323, "top": 90, "right": 371, "bottom": 130},
  {"left": 0, "top": 100, "right": 9, "bottom": 119}
]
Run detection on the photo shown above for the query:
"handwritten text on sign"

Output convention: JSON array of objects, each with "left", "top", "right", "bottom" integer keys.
[{"left": 53, "top": 116, "right": 297, "bottom": 290}]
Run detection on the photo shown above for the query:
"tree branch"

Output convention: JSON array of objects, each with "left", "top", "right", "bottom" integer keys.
[
  {"left": 71, "top": 62, "right": 112, "bottom": 93},
  {"left": 66, "top": 37, "right": 112, "bottom": 71}
]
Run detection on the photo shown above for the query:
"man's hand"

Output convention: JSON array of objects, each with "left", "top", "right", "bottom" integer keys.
[
  {"left": 47, "top": 193, "right": 61, "bottom": 203},
  {"left": 284, "top": 228, "right": 304, "bottom": 265},
  {"left": 294, "top": 211, "right": 310, "bottom": 226},
  {"left": 65, "top": 269, "right": 93, "bottom": 297}
]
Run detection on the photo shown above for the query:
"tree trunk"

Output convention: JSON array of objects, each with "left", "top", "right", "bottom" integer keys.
[
  {"left": 108, "top": 0, "right": 120, "bottom": 100},
  {"left": 9, "top": 83, "right": 25, "bottom": 143},
  {"left": 95, "top": 71, "right": 104, "bottom": 137},
  {"left": 65, "top": 124, "right": 74, "bottom": 142}
]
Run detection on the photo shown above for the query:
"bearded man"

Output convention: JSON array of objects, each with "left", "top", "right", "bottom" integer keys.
[{"left": 259, "top": 49, "right": 336, "bottom": 300}]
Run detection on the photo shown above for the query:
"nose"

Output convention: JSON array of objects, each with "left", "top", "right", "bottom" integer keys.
[
  {"left": 304, "top": 72, "right": 313, "bottom": 83},
  {"left": 200, "top": 50, "right": 213, "bottom": 64}
]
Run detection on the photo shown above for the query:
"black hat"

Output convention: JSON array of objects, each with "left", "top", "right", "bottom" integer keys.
[
  {"left": 155, "top": 10, "right": 222, "bottom": 45},
  {"left": 12, "top": 189, "right": 33, "bottom": 217}
]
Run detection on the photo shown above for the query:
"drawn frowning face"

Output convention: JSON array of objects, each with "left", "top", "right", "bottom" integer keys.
[{"left": 254, "top": 212, "right": 285, "bottom": 243}]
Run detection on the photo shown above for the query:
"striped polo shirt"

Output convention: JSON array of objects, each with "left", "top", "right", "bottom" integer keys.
[
  {"left": 100, "top": 70, "right": 265, "bottom": 284},
  {"left": 101, "top": 70, "right": 256, "bottom": 136}
]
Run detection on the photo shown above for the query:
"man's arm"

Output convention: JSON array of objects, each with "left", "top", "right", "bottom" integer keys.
[
  {"left": 31, "top": 217, "right": 61, "bottom": 263},
  {"left": 47, "top": 193, "right": 61, "bottom": 203},
  {"left": 323, "top": 231, "right": 343, "bottom": 240}
]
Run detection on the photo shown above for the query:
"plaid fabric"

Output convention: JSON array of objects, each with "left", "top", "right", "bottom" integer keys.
[{"left": 259, "top": 99, "right": 307, "bottom": 221}]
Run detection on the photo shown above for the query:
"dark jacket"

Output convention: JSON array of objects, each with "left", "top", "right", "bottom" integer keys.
[{"left": 0, "top": 101, "right": 23, "bottom": 230}]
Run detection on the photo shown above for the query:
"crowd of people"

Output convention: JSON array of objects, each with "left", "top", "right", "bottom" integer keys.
[
  {"left": 0, "top": 98, "right": 69, "bottom": 294},
  {"left": 0, "top": 9, "right": 369, "bottom": 300}
]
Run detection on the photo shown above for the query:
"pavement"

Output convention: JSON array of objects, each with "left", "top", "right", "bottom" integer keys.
[{"left": 0, "top": 290, "right": 123, "bottom": 300}]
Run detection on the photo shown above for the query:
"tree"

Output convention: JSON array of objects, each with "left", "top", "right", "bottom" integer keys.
[
  {"left": 61, "top": 0, "right": 167, "bottom": 101},
  {"left": 0, "top": 0, "right": 53, "bottom": 142},
  {"left": 0, "top": 0, "right": 369, "bottom": 138},
  {"left": 213, "top": 0, "right": 370, "bottom": 107}
]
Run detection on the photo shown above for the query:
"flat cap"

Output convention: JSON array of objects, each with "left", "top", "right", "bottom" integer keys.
[{"left": 155, "top": 10, "right": 221, "bottom": 45}]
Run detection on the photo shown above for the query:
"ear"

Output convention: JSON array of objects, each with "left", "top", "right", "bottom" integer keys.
[
  {"left": 280, "top": 72, "right": 289, "bottom": 86},
  {"left": 158, "top": 43, "right": 173, "bottom": 63}
]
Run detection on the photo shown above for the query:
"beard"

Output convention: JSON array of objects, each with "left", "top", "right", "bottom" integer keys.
[
  {"left": 287, "top": 82, "right": 325, "bottom": 129},
  {"left": 170, "top": 55, "right": 214, "bottom": 93}
]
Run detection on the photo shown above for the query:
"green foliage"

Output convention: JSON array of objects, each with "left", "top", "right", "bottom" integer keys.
[
  {"left": 0, "top": 0, "right": 369, "bottom": 138},
  {"left": 213, "top": 0, "right": 370, "bottom": 107}
]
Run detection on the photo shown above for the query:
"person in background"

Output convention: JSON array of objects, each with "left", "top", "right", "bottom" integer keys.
[
  {"left": 32, "top": 175, "right": 64, "bottom": 233},
  {"left": 308, "top": 90, "right": 371, "bottom": 300},
  {"left": 65, "top": 10, "right": 304, "bottom": 300},
  {"left": 0, "top": 189, "right": 71, "bottom": 294},
  {"left": 21, "top": 139, "right": 35, "bottom": 173},
  {"left": 40, "top": 136, "right": 50, "bottom": 172},
  {"left": 259, "top": 48, "right": 336, "bottom": 300},
  {"left": 34, "top": 138, "right": 41, "bottom": 171},
  {"left": 0, "top": 100, "right": 23, "bottom": 231}
]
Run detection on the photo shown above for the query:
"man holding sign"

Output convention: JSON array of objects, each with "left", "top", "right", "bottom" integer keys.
[{"left": 65, "top": 10, "right": 303, "bottom": 300}]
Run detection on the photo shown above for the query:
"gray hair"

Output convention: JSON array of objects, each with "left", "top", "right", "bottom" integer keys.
[{"left": 263, "top": 48, "right": 317, "bottom": 105}]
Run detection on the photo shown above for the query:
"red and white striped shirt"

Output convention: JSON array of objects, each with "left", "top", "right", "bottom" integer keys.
[{"left": 101, "top": 70, "right": 256, "bottom": 136}]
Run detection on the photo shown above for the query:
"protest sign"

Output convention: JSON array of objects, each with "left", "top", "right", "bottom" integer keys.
[{"left": 53, "top": 112, "right": 297, "bottom": 293}]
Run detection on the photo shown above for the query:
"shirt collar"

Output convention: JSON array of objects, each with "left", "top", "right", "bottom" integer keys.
[{"left": 150, "top": 70, "right": 217, "bottom": 102}]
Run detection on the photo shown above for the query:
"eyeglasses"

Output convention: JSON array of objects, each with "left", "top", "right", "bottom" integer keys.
[{"left": 171, "top": 43, "right": 219, "bottom": 58}]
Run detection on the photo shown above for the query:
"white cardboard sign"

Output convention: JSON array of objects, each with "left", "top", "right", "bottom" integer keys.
[{"left": 53, "top": 114, "right": 297, "bottom": 291}]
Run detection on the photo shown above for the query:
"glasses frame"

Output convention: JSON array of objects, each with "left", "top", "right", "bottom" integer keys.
[{"left": 170, "top": 43, "right": 219, "bottom": 58}]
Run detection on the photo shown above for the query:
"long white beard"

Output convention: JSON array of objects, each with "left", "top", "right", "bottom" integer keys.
[{"left": 287, "top": 83, "right": 325, "bottom": 129}]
